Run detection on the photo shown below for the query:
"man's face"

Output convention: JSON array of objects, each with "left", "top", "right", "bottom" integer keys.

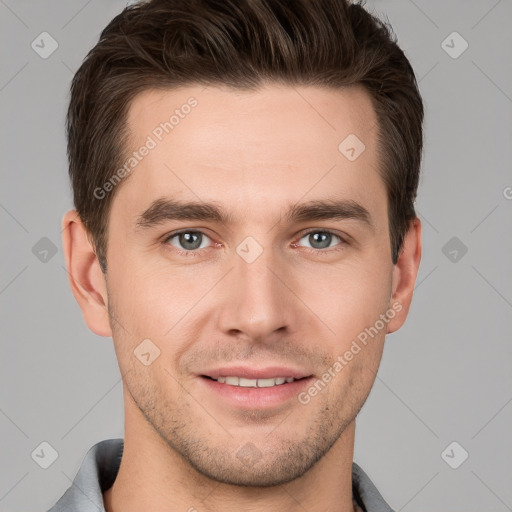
[{"left": 104, "top": 84, "right": 397, "bottom": 486}]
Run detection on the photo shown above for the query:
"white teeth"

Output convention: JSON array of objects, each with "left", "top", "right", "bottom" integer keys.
[
  {"left": 213, "top": 376, "right": 297, "bottom": 388},
  {"left": 239, "top": 378, "right": 258, "bottom": 387},
  {"left": 257, "top": 378, "right": 278, "bottom": 388}
]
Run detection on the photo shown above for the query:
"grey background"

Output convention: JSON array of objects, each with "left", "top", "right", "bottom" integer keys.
[{"left": 1, "top": 0, "right": 511, "bottom": 510}]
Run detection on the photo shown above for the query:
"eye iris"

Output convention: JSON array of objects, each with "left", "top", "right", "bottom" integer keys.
[
  {"left": 180, "top": 232, "right": 202, "bottom": 250},
  {"left": 309, "top": 232, "right": 331, "bottom": 249}
]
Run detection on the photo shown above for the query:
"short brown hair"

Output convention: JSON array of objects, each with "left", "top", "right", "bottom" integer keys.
[{"left": 67, "top": 0, "right": 423, "bottom": 272}]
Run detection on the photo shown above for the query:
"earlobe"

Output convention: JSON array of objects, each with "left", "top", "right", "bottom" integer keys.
[
  {"left": 61, "top": 209, "right": 112, "bottom": 337},
  {"left": 386, "top": 217, "right": 422, "bottom": 334}
]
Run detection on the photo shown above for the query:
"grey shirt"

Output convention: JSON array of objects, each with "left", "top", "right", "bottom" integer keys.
[{"left": 48, "top": 439, "right": 395, "bottom": 512}]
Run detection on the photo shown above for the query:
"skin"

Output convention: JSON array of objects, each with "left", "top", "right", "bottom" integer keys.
[{"left": 62, "top": 83, "right": 421, "bottom": 512}]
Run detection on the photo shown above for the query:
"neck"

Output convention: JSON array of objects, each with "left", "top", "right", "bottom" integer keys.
[{"left": 104, "top": 398, "right": 358, "bottom": 512}]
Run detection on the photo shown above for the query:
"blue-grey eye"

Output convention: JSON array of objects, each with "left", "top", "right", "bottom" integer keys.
[
  {"left": 299, "top": 231, "right": 341, "bottom": 250},
  {"left": 168, "top": 231, "right": 211, "bottom": 251}
]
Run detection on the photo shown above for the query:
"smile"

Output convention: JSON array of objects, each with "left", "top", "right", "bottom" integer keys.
[
  {"left": 200, "top": 373, "right": 314, "bottom": 409},
  {"left": 207, "top": 376, "right": 299, "bottom": 387}
]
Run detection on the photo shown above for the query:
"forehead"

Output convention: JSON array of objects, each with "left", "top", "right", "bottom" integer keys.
[
  {"left": 115, "top": 83, "right": 383, "bottom": 228},
  {"left": 126, "top": 83, "right": 377, "bottom": 157}
]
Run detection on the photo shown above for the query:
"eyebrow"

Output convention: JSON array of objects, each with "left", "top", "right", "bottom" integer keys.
[{"left": 134, "top": 197, "right": 374, "bottom": 232}]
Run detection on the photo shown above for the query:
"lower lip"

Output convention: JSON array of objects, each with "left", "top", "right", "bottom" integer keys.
[{"left": 200, "top": 376, "right": 314, "bottom": 409}]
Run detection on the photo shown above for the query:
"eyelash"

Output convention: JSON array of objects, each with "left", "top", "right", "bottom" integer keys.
[{"left": 162, "top": 229, "right": 349, "bottom": 257}]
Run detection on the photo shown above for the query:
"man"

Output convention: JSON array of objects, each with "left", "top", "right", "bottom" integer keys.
[{"left": 51, "top": 0, "right": 423, "bottom": 510}]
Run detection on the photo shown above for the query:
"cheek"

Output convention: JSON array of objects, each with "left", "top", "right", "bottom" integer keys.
[
  {"left": 109, "top": 256, "right": 208, "bottom": 335},
  {"left": 297, "top": 259, "right": 392, "bottom": 341}
]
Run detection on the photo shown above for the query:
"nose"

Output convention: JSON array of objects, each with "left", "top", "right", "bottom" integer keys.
[{"left": 216, "top": 239, "right": 297, "bottom": 342}]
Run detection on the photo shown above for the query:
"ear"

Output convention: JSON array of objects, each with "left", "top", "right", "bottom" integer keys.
[
  {"left": 61, "top": 209, "right": 112, "bottom": 337},
  {"left": 386, "top": 217, "right": 422, "bottom": 334}
]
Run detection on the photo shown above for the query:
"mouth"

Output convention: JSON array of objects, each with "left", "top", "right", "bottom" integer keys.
[
  {"left": 198, "top": 368, "right": 314, "bottom": 409},
  {"left": 201, "top": 375, "right": 308, "bottom": 388}
]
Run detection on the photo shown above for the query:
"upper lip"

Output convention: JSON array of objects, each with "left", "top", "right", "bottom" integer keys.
[{"left": 201, "top": 366, "right": 312, "bottom": 380}]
